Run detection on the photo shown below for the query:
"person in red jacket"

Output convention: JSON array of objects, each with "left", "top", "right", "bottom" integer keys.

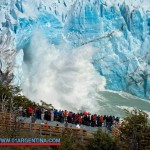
[
  {"left": 79, "top": 116, "right": 82, "bottom": 125},
  {"left": 27, "top": 106, "right": 33, "bottom": 117},
  {"left": 93, "top": 114, "right": 97, "bottom": 127},
  {"left": 34, "top": 106, "right": 38, "bottom": 119},
  {"left": 100, "top": 115, "right": 104, "bottom": 123},
  {"left": 75, "top": 113, "right": 79, "bottom": 124},
  {"left": 63, "top": 110, "right": 68, "bottom": 122}
]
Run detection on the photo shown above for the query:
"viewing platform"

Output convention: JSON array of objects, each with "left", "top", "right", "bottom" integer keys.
[{"left": 0, "top": 112, "right": 121, "bottom": 139}]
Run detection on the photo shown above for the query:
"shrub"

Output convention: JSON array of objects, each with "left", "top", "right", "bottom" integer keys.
[
  {"left": 85, "top": 129, "right": 118, "bottom": 150},
  {"left": 119, "top": 109, "right": 150, "bottom": 150}
]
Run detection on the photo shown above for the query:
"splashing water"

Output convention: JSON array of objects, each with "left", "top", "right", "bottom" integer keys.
[{"left": 21, "top": 31, "right": 106, "bottom": 113}]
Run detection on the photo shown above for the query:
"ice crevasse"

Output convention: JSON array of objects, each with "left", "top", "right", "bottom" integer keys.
[{"left": 0, "top": 0, "right": 150, "bottom": 100}]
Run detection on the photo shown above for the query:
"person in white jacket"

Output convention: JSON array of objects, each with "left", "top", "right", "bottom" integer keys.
[
  {"left": 51, "top": 109, "right": 54, "bottom": 121},
  {"left": 76, "top": 124, "right": 80, "bottom": 129},
  {"left": 41, "top": 109, "right": 45, "bottom": 123}
]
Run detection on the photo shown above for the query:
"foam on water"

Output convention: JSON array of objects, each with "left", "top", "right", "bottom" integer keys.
[{"left": 116, "top": 105, "right": 150, "bottom": 119}]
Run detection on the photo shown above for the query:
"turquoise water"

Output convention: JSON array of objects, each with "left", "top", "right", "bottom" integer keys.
[{"left": 96, "top": 90, "right": 150, "bottom": 119}]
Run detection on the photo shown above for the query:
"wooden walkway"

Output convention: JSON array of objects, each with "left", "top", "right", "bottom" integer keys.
[
  {"left": 0, "top": 112, "right": 121, "bottom": 139},
  {"left": 0, "top": 112, "right": 93, "bottom": 141},
  {"left": 111, "top": 126, "right": 121, "bottom": 136}
]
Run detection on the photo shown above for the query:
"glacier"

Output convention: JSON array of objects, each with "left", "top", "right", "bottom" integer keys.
[{"left": 0, "top": 0, "right": 150, "bottom": 110}]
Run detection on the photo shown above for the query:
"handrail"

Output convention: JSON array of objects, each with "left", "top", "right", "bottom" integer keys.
[
  {"left": 111, "top": 126, "right": 121, "bottom": 136},
  {"left": 1, "top": 112, "right": 121, "bottom": 139},
  {"left": 0, "top": 112, "right": 88, "bottom": 141}
]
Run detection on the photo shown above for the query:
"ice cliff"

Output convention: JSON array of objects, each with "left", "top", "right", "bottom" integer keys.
[{"left": 0, "top": 0, "right": 150, "bottom": 100}]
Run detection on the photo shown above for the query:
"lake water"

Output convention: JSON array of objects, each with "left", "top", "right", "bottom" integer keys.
[{"left": 96, "top": 90, "right": 150, "bottom": 120}]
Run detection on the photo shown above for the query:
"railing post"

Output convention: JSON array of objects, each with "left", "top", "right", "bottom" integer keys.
[
  {"left": 29, "top": 123, "right": 31, "bottom": 132},
  {"left": 40, "top": 125, "right": 42, "bottom": 135},
  {"left": 49, "top": 126, "right": 52, "bottom": 136},
  {"left": 9, "top": 121, "right": 10, "bottom": 130},
  {"left": 81, "top": 129, "right": 83, "bottom": 142},
  {"left": 19, "top": 121, "right": 21, "bottom": 129},
  {"left": 60, "top": 127, "right": 62, "bottom": 136}
]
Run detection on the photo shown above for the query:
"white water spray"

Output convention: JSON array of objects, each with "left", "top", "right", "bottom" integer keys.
[{"left": 21, "top": 31, "right": 106, "bottom": 113}]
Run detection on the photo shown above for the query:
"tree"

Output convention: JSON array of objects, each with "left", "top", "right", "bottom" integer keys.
[
  {"left": 13, "top": 95, "right": 36, "bottom": 109},
  {"left": 0, "top": 85, "right": 21, "bottom": 112},
  {"left": 85, "top": 129, "right": 118, "bottom": 150},
  {"left": 119, "top": 109, "right": 150, "bottom": 150}
]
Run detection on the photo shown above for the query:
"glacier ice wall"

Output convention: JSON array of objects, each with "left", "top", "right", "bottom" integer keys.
[{"left": 0, "top": 0, "right": 150, "bottom": 102}]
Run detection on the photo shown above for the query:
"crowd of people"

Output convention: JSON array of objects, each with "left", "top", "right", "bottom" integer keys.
[{"left": 18, "top": 105, "right": 120, "bottom": 130}]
